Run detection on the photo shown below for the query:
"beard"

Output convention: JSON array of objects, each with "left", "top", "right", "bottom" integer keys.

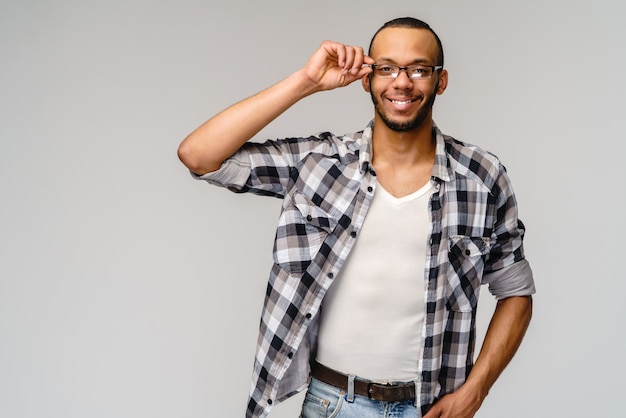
[{"left": 370, "top": 81, "right": 439, "bottom": 132}]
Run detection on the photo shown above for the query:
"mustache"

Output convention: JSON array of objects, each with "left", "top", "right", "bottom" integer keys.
[{"left": 385, "top": 91, "right": 424, "bottom": 100}]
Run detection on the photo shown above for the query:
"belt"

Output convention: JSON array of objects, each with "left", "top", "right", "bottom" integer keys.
[{"left": 311, "top": 361, "right": 416, "bottom": 402}]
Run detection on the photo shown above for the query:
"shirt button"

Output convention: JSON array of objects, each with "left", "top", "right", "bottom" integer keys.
[
  {"left": 306, "top": 215, "right": 313, "bottom": 221},
  {"left": 350, "top": 231, "right": 357, "bottom": 238},
  {"left": 465, "top": 249, "right": 471, "bottom": 256},
  {"left": 367, "top": 186, "right": 373, "bottom": 193},
  {"left": 327, "top": 272, "right": 334, "bottom": 279},
  {"left": 267, "top": 399, "right": 273, "bottom": 405},
  {"left": 305, "top": 313, "right": 312, "bottom": 319},
  {"left": 287, "top": 352, "right": 294, "bottom": 359}
]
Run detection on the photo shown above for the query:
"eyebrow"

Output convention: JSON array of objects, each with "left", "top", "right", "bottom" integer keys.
[{"left": 375, "top": 57, "right": 433, "bottom": 65}]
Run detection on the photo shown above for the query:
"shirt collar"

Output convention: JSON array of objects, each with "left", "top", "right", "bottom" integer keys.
[
  {"left": 357, "top": 121, "right": 374, "bottom": 174},
  {"left": 358, "top": 120, "right": 453, "bottom": 183},
  {"left": 431, "top": 122, "right": 453, "bottom": 183}
]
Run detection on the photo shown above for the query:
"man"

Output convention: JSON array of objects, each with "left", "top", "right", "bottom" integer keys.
[{"left": 178, "top": 17, "right": 535, "bottom": 418}]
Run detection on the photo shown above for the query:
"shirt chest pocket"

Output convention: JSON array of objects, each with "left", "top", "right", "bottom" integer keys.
[
  {"left": 446, "top": 235, "right": 491, "bottom": 312},
  {"left": 273, "top": 192, "right": 339, "bottom": 275}
]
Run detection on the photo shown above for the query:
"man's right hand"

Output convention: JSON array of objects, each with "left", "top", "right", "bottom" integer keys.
[{"left": 302, "top": 40, "right": 374, "bottom": 92}]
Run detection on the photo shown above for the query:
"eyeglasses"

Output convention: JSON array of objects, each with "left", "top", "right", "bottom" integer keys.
[{"left": 369, "top": 64, "right": 443, "bottom": 80}]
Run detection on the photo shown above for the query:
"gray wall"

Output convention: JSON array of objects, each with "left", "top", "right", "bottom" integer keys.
[{"left": 1, "top": 1, "right": 624, "bottom": 417}]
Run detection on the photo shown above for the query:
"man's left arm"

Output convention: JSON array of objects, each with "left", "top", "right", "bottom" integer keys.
[
  {"left": 424, "top": 295, "right": 532, "bottom": 418},
  {"left": 425, "top": 162, "right": 534, "bottom": 418}
]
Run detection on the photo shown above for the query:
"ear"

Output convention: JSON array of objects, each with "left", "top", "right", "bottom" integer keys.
[
  {"left": 361, "top": 74, "right": 371, "bottom": 93},
  {"left": 436, "top": 69, "right": 448, "bottom": 95}
]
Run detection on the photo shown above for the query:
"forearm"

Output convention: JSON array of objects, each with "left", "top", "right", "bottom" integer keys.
[
  {"left": 177, "top": 41, "right": 372, "bottom": 176},
  {"left": 177, "top": 69, "right": 319, "bottom": 175},
  {"left": 463, "top": 296, "right": 533, "bottom": 401}
]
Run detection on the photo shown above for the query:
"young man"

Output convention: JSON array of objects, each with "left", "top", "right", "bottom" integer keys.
[{"left": 178, "top": 17, "right": 535, "bottom": 418}]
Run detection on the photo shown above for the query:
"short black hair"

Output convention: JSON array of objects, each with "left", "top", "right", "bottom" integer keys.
[{"left": 368, "top": 17, "right": 444, "bottom": 67}]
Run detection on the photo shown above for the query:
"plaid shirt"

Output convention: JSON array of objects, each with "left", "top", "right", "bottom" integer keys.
[{"left": 195, "top": 121, "right": 535, "bottom": 418}]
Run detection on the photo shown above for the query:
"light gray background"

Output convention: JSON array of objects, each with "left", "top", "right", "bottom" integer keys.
[{"left": 1, "top": 1, "right": 624, "bottom": 417}]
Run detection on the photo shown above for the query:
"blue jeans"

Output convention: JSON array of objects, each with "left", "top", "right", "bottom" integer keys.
[{"left": 300, "top": 378, "right": 419, "bottom": 418}]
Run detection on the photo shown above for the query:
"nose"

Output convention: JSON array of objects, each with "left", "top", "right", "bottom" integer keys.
[{"left": 392, "top": 69, "right": 413, "bottom": 87}]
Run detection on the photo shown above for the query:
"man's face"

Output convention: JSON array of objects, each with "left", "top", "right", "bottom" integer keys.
[{"left": 363, "top": 27, "right": 447, "bottom": 132}]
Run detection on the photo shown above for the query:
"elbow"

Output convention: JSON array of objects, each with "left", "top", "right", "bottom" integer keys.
[
  {"left": 518, "top": 295, "right": 534, "bottom": 327},
  {"left": 177, "top": 137, "right": 219, "bottom": 176},
  {"left": 520, "top": 295, "right": 533, "bottom": 336},
  {"left": 177, "top": 139, "right": 199, "bottom": 172},
  {"left": 526, "top": 295, "right": 533, "bottom": 323},
  {"left": 497, "top": 295, "right": 533, "bottom": 326}
]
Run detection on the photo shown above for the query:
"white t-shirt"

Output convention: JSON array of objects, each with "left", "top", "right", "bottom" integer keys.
[{"left": 317, "top": 181, "right": 435, "bottom": 382}]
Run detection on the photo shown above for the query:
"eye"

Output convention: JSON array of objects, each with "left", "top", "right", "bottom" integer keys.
[
  {"left": 376, "top": 65, "right": 395, "bottom": 73},
  {"left": 410, "top": 65, "right": 430, "bottom": 77}
]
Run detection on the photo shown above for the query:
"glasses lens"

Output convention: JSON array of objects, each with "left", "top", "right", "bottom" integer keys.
[
  {"left": 373, "top": 65, "right": 397, "bottom": 78},
  {"left": 409, "top": 66, "right": 432, "bottom": 78},
  {"left": 372, "top": 64, "right": 433, "bottom": 79}
]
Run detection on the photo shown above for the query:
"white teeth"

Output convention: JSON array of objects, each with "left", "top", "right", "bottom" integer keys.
[{"left": 391, "top": 99, "right": 413, "bottom": 105}]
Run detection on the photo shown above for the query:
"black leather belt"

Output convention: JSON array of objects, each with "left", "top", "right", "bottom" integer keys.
[{"left": 311, "top": 361, "right": 416, "bottom": 402}]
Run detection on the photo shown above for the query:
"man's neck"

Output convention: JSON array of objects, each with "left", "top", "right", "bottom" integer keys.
[
  {"left": 371, "top": 118, "right": 435, "bottom": 167},
  {"left": 369, "top": 117, "right": 436, "bottom": 198}
]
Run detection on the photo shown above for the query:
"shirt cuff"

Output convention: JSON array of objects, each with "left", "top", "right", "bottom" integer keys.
[
  {"left": 484, "top": 259, "right": 536, "bottom": 300},
  {"left": 190, "top": 155, "right": 251, "bottom": 189}
]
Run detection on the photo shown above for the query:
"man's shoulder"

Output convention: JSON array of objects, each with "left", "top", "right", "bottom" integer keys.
[
  {"left": 441, "top": 134, "right": 506, "bottom": 186},
  {"left": 245, "top": 129, "right": 364, "bottom": 161},
  {"left": 284, "top": 129, "right": 364, "bottom": 148},
  {"left": 304, "top": 129, "right": 366, "bottom": 157},
  {"left": 323, "top": 129, "right": 367, "bottom": 148}
]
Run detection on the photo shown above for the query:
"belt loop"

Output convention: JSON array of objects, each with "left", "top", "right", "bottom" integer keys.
[
  {"left": 346, "top": 374, "right": 355, "bottom": 403},
  {"left": 413, "top": 380, "right": 419, "bottom": 407}
]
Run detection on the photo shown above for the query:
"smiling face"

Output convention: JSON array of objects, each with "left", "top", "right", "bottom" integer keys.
[{"left": 363, "top": 27, "right": 448, "bottom": 133}]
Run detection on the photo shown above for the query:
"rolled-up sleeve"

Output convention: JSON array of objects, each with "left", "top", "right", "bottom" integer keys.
[
  {"left": 484, "top": 259, "right": 535, "bottom": 300},
  {"left": 191, "top": 151, "right": 252, "bottom": 190},
  {"left": 190, "top": 136, "right": 336, "bottom": 198},
  {"left": 483, "top": 164, "right": 536, "bottom": 299}
]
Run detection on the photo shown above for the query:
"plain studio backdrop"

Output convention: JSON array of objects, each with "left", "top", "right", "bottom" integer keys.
[{"left": 1, "top": 1, "right": 624, "bottom": 417}]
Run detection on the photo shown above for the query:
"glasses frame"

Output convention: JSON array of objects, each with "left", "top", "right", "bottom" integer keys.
[{"left": 368, "top": 64, "right": 444, "bottom": 80}]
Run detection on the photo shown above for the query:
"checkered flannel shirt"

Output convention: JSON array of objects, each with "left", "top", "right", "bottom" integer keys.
[{"left": 194, "top": 121, "right": 535, "bottom": 418}]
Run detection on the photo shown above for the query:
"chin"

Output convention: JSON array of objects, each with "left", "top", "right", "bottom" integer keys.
[{"left": 379, "top": 112, "right": 429, "bottom": 132}]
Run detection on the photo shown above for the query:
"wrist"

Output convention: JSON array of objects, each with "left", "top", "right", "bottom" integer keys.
[
  {"left": 288, "top": 68, "right": 324, "bottom": 97},
  {"left": 459, "top": 377, "right": 490, "bottom": 404}
]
